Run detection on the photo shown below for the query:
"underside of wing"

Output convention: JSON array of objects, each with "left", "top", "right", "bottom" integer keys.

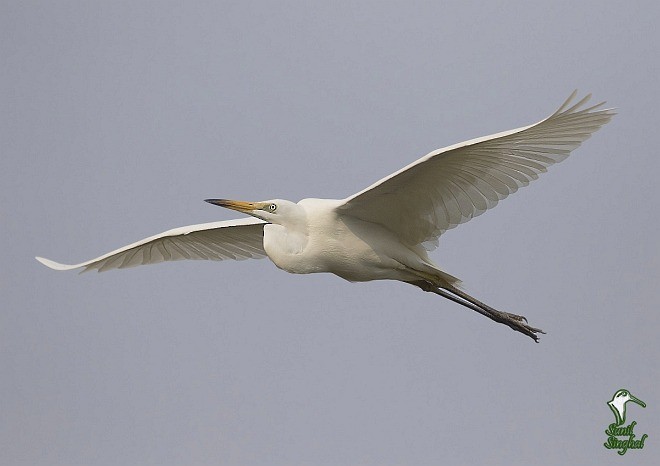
[
  {"left": 36, "top": 217, "right": 267, "bottom": 272},
  {"left": 337, "top": 91, "right": 615, "bottom": 249}
]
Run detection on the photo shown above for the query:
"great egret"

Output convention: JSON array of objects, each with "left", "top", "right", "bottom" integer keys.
[{"left": 36, "top": 91, "right": 614, "bottom": 342}]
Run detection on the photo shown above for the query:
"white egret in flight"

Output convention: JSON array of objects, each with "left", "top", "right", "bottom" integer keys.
[{"left": 37, "top": 92, "right": 614, "bottom": 342}]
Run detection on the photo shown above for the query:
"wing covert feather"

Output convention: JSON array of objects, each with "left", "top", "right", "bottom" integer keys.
[
  {"left": 338, "top": 92, "right": 615, "bottom": 248},
  {"left": 36, "top": 217, "right": 267, "bottom": 272}
]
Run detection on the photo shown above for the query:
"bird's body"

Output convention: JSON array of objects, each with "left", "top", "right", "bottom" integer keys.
[
  {"left": 37, "top": 92, "right": 615, "bottom": 341},
  {"left": 262, "top": 198, "right": 455, "bottom": 286}
]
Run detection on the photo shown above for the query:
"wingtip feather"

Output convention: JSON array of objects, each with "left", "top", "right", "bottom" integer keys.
[
  {"left": 551, "top": 89, "right": 579, "bottom": 116},
  {"left": 35, "top": 256, "right": 81, "bottom": 271}
]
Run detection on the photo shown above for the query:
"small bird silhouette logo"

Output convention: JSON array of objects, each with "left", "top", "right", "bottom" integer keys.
[{"left": 607, "top": 389, "right": 646, "bottom": 426}]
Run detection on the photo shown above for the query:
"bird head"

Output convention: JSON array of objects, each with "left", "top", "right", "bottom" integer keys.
[
  {"left": 607, "top": 389, "right": 646, "bottom": 425},
  {"left": 204, "top": 198, "right": 298, "bottom": 224}
]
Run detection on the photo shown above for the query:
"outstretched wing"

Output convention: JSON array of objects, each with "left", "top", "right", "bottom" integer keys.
[
  {"left": 337, "top": 91, "right": 615, "bottom": 249},
  {"left": 36, "top": 217, "right": 267, "bottom": 272}
]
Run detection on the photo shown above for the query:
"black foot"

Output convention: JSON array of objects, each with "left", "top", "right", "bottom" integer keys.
[
  {"left": 487, "top": 309, "right": 545, "bottom": 343},
  {"left": 418, "top": 282, "right": 546, "bottom": 343}
]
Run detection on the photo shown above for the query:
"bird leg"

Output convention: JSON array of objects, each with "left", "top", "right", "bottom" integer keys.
[{"left": 410, "top": 281, "right": 545, "bottom": 342}]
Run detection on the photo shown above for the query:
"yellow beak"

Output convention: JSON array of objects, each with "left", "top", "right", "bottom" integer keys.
[{"left": 204, "top": 199, "right": 260, "bottom": 213}]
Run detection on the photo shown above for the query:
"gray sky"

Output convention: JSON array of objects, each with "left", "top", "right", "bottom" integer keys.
[{"left": 2, "top": 1, "right": 659, "bottom": 465}]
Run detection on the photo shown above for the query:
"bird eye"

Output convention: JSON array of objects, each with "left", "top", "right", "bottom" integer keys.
[{"left": 269, "top": 203, "right": 277, "bottom": 212}]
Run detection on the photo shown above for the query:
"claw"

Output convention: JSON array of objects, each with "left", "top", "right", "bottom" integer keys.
[
  {"left": 425, "top": 284, "right": 545, "bottom": 342},
  {"left": 496, "top": 312, "right": 544, "bottom": 342}
]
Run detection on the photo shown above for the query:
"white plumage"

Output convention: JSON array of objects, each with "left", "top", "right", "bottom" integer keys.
[
  {"left": 37, "top": 218, "right": 266, "bottom": 272},
  {"left": 339, "top": 91, "right": 612, "bottom": 248},
  {"left": 37, "top": 92, "right": 614, "bottom": 341}
]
